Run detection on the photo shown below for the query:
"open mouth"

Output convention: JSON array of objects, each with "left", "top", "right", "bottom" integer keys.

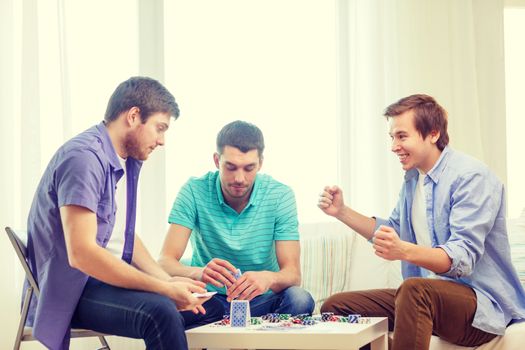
[{"left": 398, "top": 153, "right": 409, "bottom": 162}]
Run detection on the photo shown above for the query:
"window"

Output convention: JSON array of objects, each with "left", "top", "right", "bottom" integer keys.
[
  {"left": 164, "top": 1, "right": 338, "bottom": 223},
  {"left": 504, "top": 5, "right": 525, "bottom": 218}
]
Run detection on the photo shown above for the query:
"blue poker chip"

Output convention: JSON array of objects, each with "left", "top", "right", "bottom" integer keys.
[
  {"left": 302, "top": 319, "right": 316, "bottom": 325},
  {"left": 347, "top": 314, "right": 361, "bottom": 323},
  {"left": 294, "top": 313, "right": 310, "bottom": 320}
]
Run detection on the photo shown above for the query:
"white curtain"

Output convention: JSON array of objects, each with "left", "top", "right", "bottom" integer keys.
[
  {"left": 336, "top": 0, "right": 507, "bottom": 290},
  {"left": 0, "top": 0, "right": 507, "bottom": 348}
]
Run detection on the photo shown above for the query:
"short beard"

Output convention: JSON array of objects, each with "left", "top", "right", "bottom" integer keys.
[{"left": 123, "top": 129, "right": 145, "bottom": 160}]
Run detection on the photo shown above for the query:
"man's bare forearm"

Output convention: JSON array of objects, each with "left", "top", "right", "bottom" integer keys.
[{"left": 336, "top": 206, "right": 376, "bottom": 240}]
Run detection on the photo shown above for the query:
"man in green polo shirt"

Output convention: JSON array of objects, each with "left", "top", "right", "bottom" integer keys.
[{"left": 160, "top": 120, "right": 314, "bottom": 316}]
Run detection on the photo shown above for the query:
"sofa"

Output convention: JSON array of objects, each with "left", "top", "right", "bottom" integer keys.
[{"left": 299, "top": 210, "right": 525, "bottom": 349}]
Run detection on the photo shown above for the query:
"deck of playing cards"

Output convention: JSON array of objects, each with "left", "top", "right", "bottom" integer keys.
[{"left": 230, "top": 300, "right": 251, "bottom": 327}]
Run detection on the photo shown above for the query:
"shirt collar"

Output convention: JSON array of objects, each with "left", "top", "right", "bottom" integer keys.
[
  {"left": 214, "top": 172, "right": 261, "bottom": 207},
  {"left": 95, "top": 122, "right": 123, "bottom": 172},
  {"left": 404, "top": 146, "right": 451, "bottom": 184},
  {"left": 426, "top": 146, "right": 451, "bottom": 184},
  {"left": 95, "top": 122, "right": 143, "bottom": 173}
]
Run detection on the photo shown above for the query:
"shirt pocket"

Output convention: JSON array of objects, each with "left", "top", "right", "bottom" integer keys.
[
  {"left": 96, "top": 202, "right": 115, "bottom": 246},
  {"left": 96, "top": 202, "right": 114, "bottom": 223}
]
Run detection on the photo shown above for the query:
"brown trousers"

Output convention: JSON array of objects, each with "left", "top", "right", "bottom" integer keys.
[{"left": 321, "top": 278, "right": 497, "bottom": 350}]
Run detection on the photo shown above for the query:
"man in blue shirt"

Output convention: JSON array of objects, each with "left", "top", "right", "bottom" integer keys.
[
  {"left": 318, "top": 94, "right": 525, "bottom": 349},
  {"left": 159, "top": 120, "right": 314, "bottom": 316},
  {"left": 26, "top": 77, "right": 223, "bottom": 350}
]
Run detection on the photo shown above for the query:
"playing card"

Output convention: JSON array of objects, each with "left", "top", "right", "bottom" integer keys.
[
  {"left": 232, "top": 268, "right": 242, "bottom": 280},
  {"left": 230, "top": 300, "right": 251, "bottom": 327},
  {"left": 192, "top": 291, "right": 217, "bottom": 298}
]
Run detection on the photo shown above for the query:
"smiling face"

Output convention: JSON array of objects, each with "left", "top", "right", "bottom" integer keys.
[
  {"left": 214, "top": 145, "right": 262, "bottom": 205},
  {"left": 389, "top": 110, "right": 441, "bottom": 173},
  {"left": 124, "top": 112, "right": 170, "bottom": 160}
]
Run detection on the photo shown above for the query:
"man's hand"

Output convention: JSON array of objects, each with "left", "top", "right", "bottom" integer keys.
[
  {"left": 201, "top": 258, "right": 237, "bottom": 288},
  {"left": 318, "top": 185, "right": 345, "bottom": 217},
  {"left": 226, "top": 271, "right": 273, "bottom": 302},
  {"left": 166, "top": 281, "right": 211, "bottom": 314},
  {"left": 372, "top": 225, "right": 410, "bottom": 261}
]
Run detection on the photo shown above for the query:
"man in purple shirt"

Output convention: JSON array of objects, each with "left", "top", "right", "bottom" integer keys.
[{"left": 26, "top": 77, "right": 223, "bottom": 350}]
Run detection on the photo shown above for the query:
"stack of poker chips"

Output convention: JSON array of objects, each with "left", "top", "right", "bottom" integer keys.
[
  {"left": 347, "top": 314, "right": 361, "bottom": 323},
  {"left": 294, "top": 313, "right": 310, "bottom": 320},
  {"left": 279, "top": 313, "right": 291, "bottom": 321},
  {"left": 321, "top": 312, "right": 334, "bottom": 321},
  {"left": 358, "top": 317, "right": 371, "bottom": 324},
  {"left": 218, "top": 315, "right": 230, "bottom": 325},
  {"left": 293, "top": 315, "right": 316, "bottom": 325},
  {"left": 261, "top": 313, "right": 281, "bottom": 322},
  {"left": 216, "top": 312, "right": 322, "bottom": 326},
  {"left": 261, "top": 313, "right": 278, "bottom": 320},
  {"left": 250, "top": 317, "right": 263, "bottom": 325},
  {"left": 301, "top": 318, "right": 316, "bottom": 325}
]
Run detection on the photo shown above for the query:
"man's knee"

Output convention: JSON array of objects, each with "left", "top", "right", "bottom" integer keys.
[
  {"left": 283, "top": 286, "right": 315, "bottom": 314},
  {"left": 143, "top": 295, "right": 185, "bottom": 331},
  {"left": 320, "top": 295, "right": 337, "bottom": 314},
  {"left": 395, "top": 277, "right": 429, "bottom": 304}
]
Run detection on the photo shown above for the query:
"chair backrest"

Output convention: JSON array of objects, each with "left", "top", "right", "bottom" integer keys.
[{"left": 5, "top": 227, "right": 40, "bottom": 297}]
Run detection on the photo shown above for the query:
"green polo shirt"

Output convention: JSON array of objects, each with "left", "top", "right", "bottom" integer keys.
[{"left": 168, "top": 171, "right": 299, "bottom": 294}]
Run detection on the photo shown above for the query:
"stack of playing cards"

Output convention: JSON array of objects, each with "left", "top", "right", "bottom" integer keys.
[
  {"left": 230, "top": 300, "right": 251, "bottom": 327},
  {"left": 232, "top": 268, "right": 242, "bottom": 279}
]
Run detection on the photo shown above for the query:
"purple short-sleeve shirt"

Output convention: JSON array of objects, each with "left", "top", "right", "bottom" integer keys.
[{"left": 26, "top": 122, "right": 142, "bottom": 349}]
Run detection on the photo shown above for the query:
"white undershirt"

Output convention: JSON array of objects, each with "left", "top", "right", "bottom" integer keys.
[
  {"left": 105, "top": 156, "right": 127, "bottom": 258},
  {"left": 411, "top": 170, "right": 435, "bottom": 277}
]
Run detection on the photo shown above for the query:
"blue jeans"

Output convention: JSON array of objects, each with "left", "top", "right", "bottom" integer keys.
[
  {"left": 70, "top": 278, "right": 224, "bottom": 350},
  {"left": 215, "top": 286, "right": 315, "bottom": 316}
]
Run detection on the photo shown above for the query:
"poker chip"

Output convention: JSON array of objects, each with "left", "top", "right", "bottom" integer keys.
[
  {"left": 250, "top": 317, "right": 262, "bottom": 325},
  {"left": 214, "top": 312, "right": 322, "bottom": 327},
  {"left": 294, "top": 313, "right": 310, "bottom": 320},
  {"left": 358, "top": 317, "right": 371, "bottom": 324},
  {"left": 348, "top": 314, "right": 361, "bottom": 323},
  {"left": 302, "top": 319, "right": 316, "bottom": 325},
  {"left": 321, "top": 312, "right": 334, "bottom": 321}
]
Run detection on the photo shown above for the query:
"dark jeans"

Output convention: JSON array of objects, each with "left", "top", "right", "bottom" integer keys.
[
  {"left": 321, "top": 278, "right": 497, "bottom": 350},
  {"left": 215, "top": 285, "right": 315, "bottom": 316},
  {"left": 70, "top": 278, "right": 224, "bottom": 350}
]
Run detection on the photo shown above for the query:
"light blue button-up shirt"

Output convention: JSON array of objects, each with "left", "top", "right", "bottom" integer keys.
[{"left": 375, "top": 147, "right": 525, "bottom": 335}]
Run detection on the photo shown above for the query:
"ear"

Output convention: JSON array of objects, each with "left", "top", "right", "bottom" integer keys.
[
  {"left": 126, "top": 107, "right": 141, "bottom": 126},
  {"left": 213, "top": 153, "right": 220, "bottom": 169},
  {"left": 429, "top": 130, "right": 440, "bottom": 144},
  {"left": 258, "top": 155, "right": 264, "bottom": 170}
]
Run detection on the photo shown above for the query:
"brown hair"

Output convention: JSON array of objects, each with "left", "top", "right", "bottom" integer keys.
[
  {"left": 216, "top": 120, "right": 265, "bottom": 158},
  {"left": 384, "top": 94, "right": 449, "bottom": 150},
  {"left": 104, "top": 76, "right": 179, "bottom": 123}
]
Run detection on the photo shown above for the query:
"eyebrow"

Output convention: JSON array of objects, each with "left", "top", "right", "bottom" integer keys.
[
  {"left": 225, "top": 161, "right": 257, "bottom": 167},
  {"left": 389, "top": 130, "right": 407, "bottom": 137}
]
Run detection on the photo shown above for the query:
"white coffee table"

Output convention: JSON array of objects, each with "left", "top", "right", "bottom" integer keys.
[{"left": 186, "top": 317, "right": 388, "bottom": 350}]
